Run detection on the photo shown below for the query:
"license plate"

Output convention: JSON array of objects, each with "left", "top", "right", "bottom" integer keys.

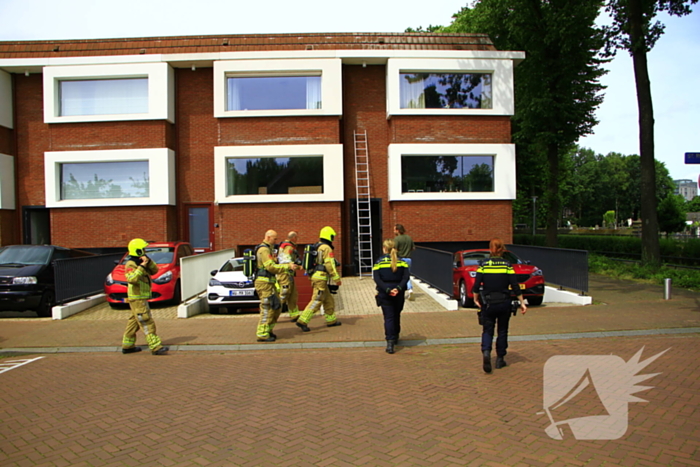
[
  {"left": 230, "top": 290, "right": 253, "bottom": 296},
  {"left": 519, "top": 284, "right": 526, "bottom": 289}
]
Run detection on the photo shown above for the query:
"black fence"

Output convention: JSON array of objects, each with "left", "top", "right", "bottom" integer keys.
[
  {"left": 54, "top": 253, "right": 123, "bottom": 305},
  {"left": 411, "top": 246, "right": 455, "bottom": 296},
  {"left": 506, "top": 244, "right": 588, "bottom": 293},
  {"left": 411, "top": 242, "right": 589, "bottom": 296}
]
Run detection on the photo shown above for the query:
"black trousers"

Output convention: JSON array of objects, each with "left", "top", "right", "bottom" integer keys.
[
  {"left": 480, "top": 301, "right": 512, "bottom": 356},
  {"left": 380, "top": 293, "right": 405, "bottom": 341}
]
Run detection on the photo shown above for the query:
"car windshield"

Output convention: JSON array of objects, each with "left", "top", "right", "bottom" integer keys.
[
  {"left": 120, "top": 247, "right": 175, "bottom": 265},
  {"left": 219, "top": 258, "right": 245, "bottom": 273},
  {"left": 461, "top": 251, "right": 523, "bottom": 266},
  {"left": 0, "top": 246, "right": 52, "bottom": 266}
]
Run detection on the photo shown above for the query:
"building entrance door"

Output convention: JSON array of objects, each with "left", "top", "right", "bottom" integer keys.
[
  {"left": 22, "top": 206, "right": 51, "bottom": 245},
  {"left": 186, "top": 204, "right": 214, "bottom": 253}
]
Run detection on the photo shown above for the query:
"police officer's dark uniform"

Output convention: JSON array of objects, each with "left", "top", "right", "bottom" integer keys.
[
  {"left": 472, "top": 256, "right": 526, "bottom": 373},
  {"left": 372, "top": 249, "right": 409, "bottom": 354}
]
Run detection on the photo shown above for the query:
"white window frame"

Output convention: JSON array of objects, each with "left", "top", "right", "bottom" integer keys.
[
  {"left": 0, "top": 153, "right": 15, "bottom": 210},
  {"left": 214, "top": 144, "right": 344, "bottom": 204},
  {"left": 44, "top": 148, "right": 175, "bottom": 208},
  {"left": 213, "top": 59, "right": 342, "bottom": 118},
  {"left": 386, "top": 58, "right": 514, "bottom": 117},
  {"left": 388, "top": 143, "right": 516, "bottom": 201},
  {"left": 0, "top": 70, "right": 13, "bottom": 129},
  {"left": 43, "top": 63, "right": 174, "bottom": 124}
]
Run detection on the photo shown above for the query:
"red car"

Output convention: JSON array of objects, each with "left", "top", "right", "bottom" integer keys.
[
  {"left": 452, "top": 249, "right": 545, "bottom": 308},
  {"left": 104, "top": 241, "right": 195, "bottom": 308}
]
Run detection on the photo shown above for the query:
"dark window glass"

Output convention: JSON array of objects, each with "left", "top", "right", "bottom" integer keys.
[
  {"left": 401, "top": 155, "right": 494, "bottom": 193},
  {"left": 226, "top": 157, "right": 324, "bottom": 196},
  {"left": 399, "top": 72, "right": 492, "bottom": 109}
]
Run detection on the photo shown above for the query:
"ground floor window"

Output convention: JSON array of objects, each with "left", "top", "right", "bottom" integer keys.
[
  {"left": 401, "top": 155, "right": 494, "bottom": 193},
  {"left": 226, "top": 156, "right": 323, "bottom": 195}
]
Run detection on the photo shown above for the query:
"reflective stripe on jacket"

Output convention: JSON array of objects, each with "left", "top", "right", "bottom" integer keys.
[{"left": 125, "top": 258, "right": 159, "bottom": 300}]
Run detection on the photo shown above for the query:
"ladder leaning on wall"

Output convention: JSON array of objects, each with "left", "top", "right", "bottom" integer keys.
[{"left": 354, "top": 130, "right": 374, "bottom": 277}]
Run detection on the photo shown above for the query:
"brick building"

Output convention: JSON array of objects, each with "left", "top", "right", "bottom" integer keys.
[{"left": 0, "top": 33, "right": 524, "bottom": 274}]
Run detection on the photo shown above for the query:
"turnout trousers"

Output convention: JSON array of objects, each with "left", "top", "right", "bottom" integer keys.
[
  {"left": 298, "top": 279, "right": 337, "bottom": 325},
  {"left": 122, "top": 299, "right": 164, "bottom": 354},
  {"left": 277, "top": 272, "right": 299, "bottom": 320},
  {"left": 256, "top": 281, "right": 282, "bottom": 339},
  {"left": 480, "top": 301, "right": 512, "bottom": 357}
]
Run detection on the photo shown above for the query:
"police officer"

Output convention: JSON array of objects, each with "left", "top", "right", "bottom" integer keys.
[
  {"left": 296, "top": 226, "right": 342, "bottom": 332},
  {"left": 276, "top": 231, "right": 301, "bottom": 322},
  {"left": 122, "top": 238, "right": 169, "bottom": 355},
  {"left": 255, "top": 229, "right": 298, "bottom": 342},
  {"left": 373, "top": 239, "right": 409, "bottom": 354},
  {"left": 472, "top": 238, "right": 527, "bottom": 373}
]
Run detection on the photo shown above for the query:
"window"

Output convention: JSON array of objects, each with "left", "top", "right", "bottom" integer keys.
[
  {"left": 0, "top": 153, "right": 15, "bottom": 210},
  {"left": 43, "top": 63, "right": 174, "bottom": 123},
  {"left": 60, "top": 161, "right": 149, "bottom": 200},
  {"left": 387, "top": 58, "right": 515, "bottom": 117},
  {"left": 214, "top": 59, "right": 342, "bottom": 118},
  {"left": 226, "top": 156, "right": 323, "bottom": 195},
  {"left": 45, "top": 148, "right": 175, "bottom": 208},
  {"left": 227, "top": 75, "right": 321, "bottom": 111},
  {"left": 59, "top": 78, "right": 148, "bottom": 117},
  {"left": 214, "top": 144, "right": 343, "bottom": 203},
  {"left": 402, "top": 155, "right": 494, "bottom": 193},
  {"left": 388, "top": 144, "right": 516, "bottom": 201},
  {"left": 399, "top": 73, "right": 492, "bottom": 109}
]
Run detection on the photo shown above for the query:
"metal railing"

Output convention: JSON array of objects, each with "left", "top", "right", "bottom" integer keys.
[
  {"left": 53, "top": 253, "right": 124, "bottom": 304},
  {"left": 506, "top": 244, "right": 588, "bottom": 293},
  {"left": 411, "top": 246, "right": 455, "bottom": 296}
]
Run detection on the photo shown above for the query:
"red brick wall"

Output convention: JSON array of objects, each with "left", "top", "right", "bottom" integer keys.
[
  {"left": 341, "top": 64, "right": 514, "bottom": 249},
  {"left": 48, "top": 120, "right": 170, "bottom": 151}
]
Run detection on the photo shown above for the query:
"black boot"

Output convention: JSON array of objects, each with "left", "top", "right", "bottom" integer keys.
[
  {"left": 495, "top": 356, "right": 507, "bottom": 369},
  {"left": 385, "top": 340, "right": 395, "bottom": 354},
  {"left": 482, "top": 350, "right": 492, "bottom": 373},
  {"left": 122, "top": 346, "right": 142, "bottom": 354},
  {"left": 296, "top": 321, "right": 311, "bottom": 332}
]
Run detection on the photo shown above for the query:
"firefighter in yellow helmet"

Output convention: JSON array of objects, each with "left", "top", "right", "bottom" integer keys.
[
  {"left": 121, "top": 238, "right": 168, "bottom": 355},
  {"left": 276, "top": 231, "right": 301, "bottom": 322},
  {"left": 255, "top": 229, "right": 299, "bottom": 342},
  {"left": 296, "top": 226, "right": 342, "bottom": 332}
]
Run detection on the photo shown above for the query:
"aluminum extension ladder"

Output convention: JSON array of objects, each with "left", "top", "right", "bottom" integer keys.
[{"left": 354, "top": 130, "right": 374, "bottom": 277}]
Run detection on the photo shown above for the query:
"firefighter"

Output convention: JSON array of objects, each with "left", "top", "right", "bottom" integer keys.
[
  {"left": 255, "top": 229, "right": 298, "bottom": 342},
  {"left": 121, "top": 238, "right": 169, "bottom": 355},
  {"left": 296, "top": 226, "right": 342, "bottom": 332},
  {"left": 276, "top": 231, "right": 301, "bottom": 322}
]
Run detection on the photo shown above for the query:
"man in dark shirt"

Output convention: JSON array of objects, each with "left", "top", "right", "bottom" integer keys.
[{"left": 393, "top": 224, "right": 415, "bottom": 301}]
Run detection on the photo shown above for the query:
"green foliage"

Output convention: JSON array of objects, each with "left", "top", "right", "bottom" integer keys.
[
  {"left": 686, "top": 196, "right": 700, "bottom": 212},
  {"left": 603, "top": 210, "right": 616, "bottom": 228},
  {"left": 589, "top": 254, "right": 700, "bottom": 291},
  {"left": 657, "top": 194, "right": 688, "bottom": 233}
]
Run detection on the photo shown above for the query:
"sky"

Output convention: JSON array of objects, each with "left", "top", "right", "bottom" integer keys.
[{"left": 0, "top": 0, "right": 698, "bottom": 185}]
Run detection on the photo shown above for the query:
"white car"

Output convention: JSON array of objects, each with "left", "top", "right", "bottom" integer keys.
[{"left": 207, "top": 257, "right": 260, "bottom": 314}]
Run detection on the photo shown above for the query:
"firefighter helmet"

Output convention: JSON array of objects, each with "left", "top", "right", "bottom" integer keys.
[
  {"left": 320, "top": 226, "right": 336, "bottom": 242},
  {"left": 128, "top": 238, "right": 149, "bottom": 257}
]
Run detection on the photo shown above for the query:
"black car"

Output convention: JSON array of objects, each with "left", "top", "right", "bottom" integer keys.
[{"left": 0, "top": 245, "right": 94, "bottom": 317}]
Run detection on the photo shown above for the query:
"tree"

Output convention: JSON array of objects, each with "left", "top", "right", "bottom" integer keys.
[
  {"left": 602, "top": 0, "right": 698, "bottom": 263},
  {"left": 686, "top": 196, "right": 700, "bottom": 213},
  {"left": 657, "top": 194, "right": 687, "bottom": 233},
  {"left": 443, "top": 0, "right": 608, "bottom": 246}
]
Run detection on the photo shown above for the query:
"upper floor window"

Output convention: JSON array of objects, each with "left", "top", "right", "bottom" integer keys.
[
  {"left": 399, "top": 73, "right": 492, "bottom": 110},
  {"left": 226, "top": 156, "right": 323, "bottom": 195},
  {"left": 401, "top": 155, "right": 494, "bottom": 193},
  {"left": 227, "top": 75, "right": 321, "bottom": 111},
  {"left": 214, "top": 59, "right": 341, "bottom": 118},
  {"left": 60, "top": 161, "right": 149, "bottom": 200},
  {"left": 59, "top": 78, "right": 149, "bottom": 117},
  {"left": 43, "top": 63, "right": 174, "bottom": 124},
  {"left": 387, "top": 58, "right": 515, "bottom": 117}
]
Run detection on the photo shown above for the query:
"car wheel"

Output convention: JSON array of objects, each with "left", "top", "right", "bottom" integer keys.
[
  {"left": 37, "top": 290, "right": 55, "bottom": 318},
  {"left": 459, "top": 281, "right": 474, "bottom": 308},
  {"left": 209, "top": 306, "right": 219, "bottom": 315},
  {"left": 108, "top": 302, "right": 126, "bottom": 310},
  {"left": 169, "top": 280, "right": 182, "bottom": 306},
  {"left": 528, "top": 295, "right": 544, "bottom": 306}
]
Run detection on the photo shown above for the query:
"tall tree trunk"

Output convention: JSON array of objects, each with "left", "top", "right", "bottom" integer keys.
[
  {"left": 629, "top": 0, "right": 660, "bottom": 265},
  {"left": 546, "top": 143, "right": 560, "bottom": 247}
]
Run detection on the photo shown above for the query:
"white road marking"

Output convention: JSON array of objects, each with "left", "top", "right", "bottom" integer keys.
[{"left": 0, "top": 356, "right": 45, "bottom": 374}]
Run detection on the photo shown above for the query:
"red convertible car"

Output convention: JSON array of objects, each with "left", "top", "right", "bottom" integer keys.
[{"left": 452, "top": 249, "right": 545, "bottom": 308}]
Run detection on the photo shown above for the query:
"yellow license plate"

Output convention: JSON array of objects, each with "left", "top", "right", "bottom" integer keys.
[{"left": 519, "top": 284, "right": 526, "bottom": 289}]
